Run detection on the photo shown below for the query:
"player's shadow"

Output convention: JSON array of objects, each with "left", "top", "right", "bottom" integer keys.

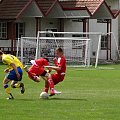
[
  {"left": 49, "top": 97, "right": 88, "bottom": 101},
  {"left": 14, "top": 97, "right": 88, "bottom": 101}
]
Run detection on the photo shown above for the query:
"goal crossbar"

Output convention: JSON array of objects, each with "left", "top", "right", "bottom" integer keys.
[
  {"left": 38, "top": 37, "right": 90, "bottom": 41},
  {"left": 38, "top": 31, "right": 102, "bottom": 35}
]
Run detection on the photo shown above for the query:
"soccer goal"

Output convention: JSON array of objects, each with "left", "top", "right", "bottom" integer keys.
[
  {"left": 35, "top": 31, "right": 92, "bottom": 67},
  {"left": 16, "top": 37, "right": 37, "bottom": 64},
  {"left": 17, "top": 31, "right": 104, "bottom": 68}
]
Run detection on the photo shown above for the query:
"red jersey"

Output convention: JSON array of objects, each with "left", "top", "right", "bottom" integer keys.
[
  {"left": 35, "top": 58, "right": 49, "bottom": 67},
  {"left": 55, "top": 56, "right": 66, "bottom": 75},
  {"left": 28, "top": 58, "right": 49, "bottom": 76},
  {"left": 51, "top": 55, "right": 66, "bottom": 85}
]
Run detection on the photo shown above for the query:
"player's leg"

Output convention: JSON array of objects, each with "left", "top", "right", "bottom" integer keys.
[
  {"left": 51, "top": 73, "right": 62, "bottom": 85},
  {"left": 5, "top": 67, "right": 25, "bottom": 99},
  {"left": 50, "top": 74, "right": 62, "bottom": 96},
  {"left": 41, "top": 72, "right": 61, "bottom": 96},
  {"left": 40, "top": 70, "right": 54, "bottom": 95},
  {"left": 15, "top": 67, "right": 25, "bottom": 94},
  {"left": 43, "top": 72, "right": 55, "bottom": 95},
  {"left": 11, "top": 80, "right": 25, "bottom": 94},
  {"left": 27, "top": 72, "right": 40, "bottom": 82},
  {"left": 3, "top": 77, "right": 14, "bottom": 99},
  {"left": 41, "top": 76, "right": 49, "bottom": 93},
  {"left": 24, "top": 65, "right": 40, "bottom": 82},
  {"left": 44, "top": 72, "right": 61, "bottom": 96}
]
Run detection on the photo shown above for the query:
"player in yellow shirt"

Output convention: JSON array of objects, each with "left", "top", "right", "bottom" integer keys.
[{"left": 0, "top": 50, "right": 25, "bottom": 99}]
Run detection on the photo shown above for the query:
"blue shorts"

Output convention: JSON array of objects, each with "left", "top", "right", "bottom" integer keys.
[{"left": 6, "top": 67, "right": 23, "bottom": 81}]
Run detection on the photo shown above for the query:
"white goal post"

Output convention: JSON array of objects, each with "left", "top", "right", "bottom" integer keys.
[
  {"left": 35, "top": 31, "right": 102, "bottom": 68},
  {"left": 17, "top": 31, "right": 104, "bottom": 68}
]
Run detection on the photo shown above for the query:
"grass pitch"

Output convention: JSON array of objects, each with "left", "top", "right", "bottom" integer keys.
[{"left": 0, "top": 64, "right": 120, "bottom": 120}]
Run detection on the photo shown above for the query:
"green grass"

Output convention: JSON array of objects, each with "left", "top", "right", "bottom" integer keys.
[{"left": 0, "top": 64, "right": 120, "bottom": 120}]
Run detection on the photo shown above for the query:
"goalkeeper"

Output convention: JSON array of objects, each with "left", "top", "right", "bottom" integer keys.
[{"left": 0, "top": 50, "right": 25, "bottom": 100}]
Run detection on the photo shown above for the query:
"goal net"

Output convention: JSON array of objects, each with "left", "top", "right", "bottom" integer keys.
[
  {"left": 36, "top": 31, "right": 92, "bottom": 67},
  {"left": 17, "top": 31, "right": 103, "bottom": 67},
  {"left": 16, "top": 37, "right": 37, "bottom": 64}
]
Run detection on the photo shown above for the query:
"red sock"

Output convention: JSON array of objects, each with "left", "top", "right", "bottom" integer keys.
[
  {"left": 48, "top": 78, "right": 54, "bottom": 89},
  {"left": 44, "top": 82, "right": 49, "bottom": 93},
  {"left": 44, "top": 88, "right": 49, "bottom": 93}
]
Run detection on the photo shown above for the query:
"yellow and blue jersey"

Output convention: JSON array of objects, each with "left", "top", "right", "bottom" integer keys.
[{"left": 2, "top": 54, "right": 23, "bottom": 71}]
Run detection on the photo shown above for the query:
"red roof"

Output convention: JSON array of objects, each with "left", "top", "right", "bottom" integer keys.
[
  {"left": 60, "top": 0, "right": 120, "bottom": 18},
  {"left": 60, "top": 0, "right": 104, "bottom": 15},
  {"left": 0, "top": 0, "right": 119, "bottom": 19},
  {"left": 112, "top": 9, "right": 120, "bottom": 18},
  {"left": 0, "top": 0, "right": 57, "bottom": 19},
  {"left": 0, "top": 0, "right": 30, "bottom": 19},
  {"left": 36, "top": 0, "right": 57, "bottom": 15}
]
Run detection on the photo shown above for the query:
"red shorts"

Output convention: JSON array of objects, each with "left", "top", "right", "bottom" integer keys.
[
  {"left": 28, "top": 72, "right": 36, "bottom": 80},
  {"left": 51, "top": 73, "right": 65, "bottom": 85},
  {"left": 28, "top": 65, "right": 45, "bottom": 76},
  {"left": 28, "top": 65, "right": 47, "bottom": 80}
]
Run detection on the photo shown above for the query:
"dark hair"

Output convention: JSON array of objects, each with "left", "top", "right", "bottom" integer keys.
[
  {"left": 57, "top": 47, "right": 63, "bottom": 53},
  {"left": 0, "top": 50, "right": 3, "bottom": 55},
  {"left": 44, "top": 57, "right": 49, "bottom": 62}
]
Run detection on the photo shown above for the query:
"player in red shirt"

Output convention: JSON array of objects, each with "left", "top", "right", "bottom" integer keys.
[
  {"left": 24, "top": 57, "right": 61, "bottom": 96},
  {"left": 44, "top": 47, "right": 66, "bottom": 96},
  {"left": 25, "top": 58, "right": 50, "bottom": 82}
]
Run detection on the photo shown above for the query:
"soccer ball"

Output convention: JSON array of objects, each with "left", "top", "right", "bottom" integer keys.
[{"left": 40, "top": 92, "right": 49, "bottom": 99}]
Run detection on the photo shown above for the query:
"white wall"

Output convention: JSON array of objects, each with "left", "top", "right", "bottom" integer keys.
[
  {"left": 18, "top": 17, "right": 36, "bottom": 37},
  {"left": 0, "top": 18, "right": 36, "bottom": 48},
  {"left": 24, "top": 18, "right": 36, "bottom": 37},
  {"left": 106, "top": 0, "right": 119, "bottom": 9},
  {"left": 89, "top": 19, "right": 119, "bottom": 60},
  {"left": 111, "top": 18, "right": 119, "bottom": 60},
  {"left": 62, "top": 18, "right": 119, "bottom": 60},
  {"left": 89, "top": 19, "right": 107, "bottom": 59},
  {"left": 63, "top": 19, "right": 107, "bottom": 60},
  {"left": 41, "top": 18, "right": 59, "bottom": 31},
  {"left": 0, "top": 40, "right": 11, "bottom": 47},
  {"left": 64, "top": 19, "right": 83, "bottom": 32}
]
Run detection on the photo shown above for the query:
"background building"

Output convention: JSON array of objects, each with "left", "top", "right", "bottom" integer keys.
[{"left": 0, "top": 0, "right": 119, "bottom": 63}]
